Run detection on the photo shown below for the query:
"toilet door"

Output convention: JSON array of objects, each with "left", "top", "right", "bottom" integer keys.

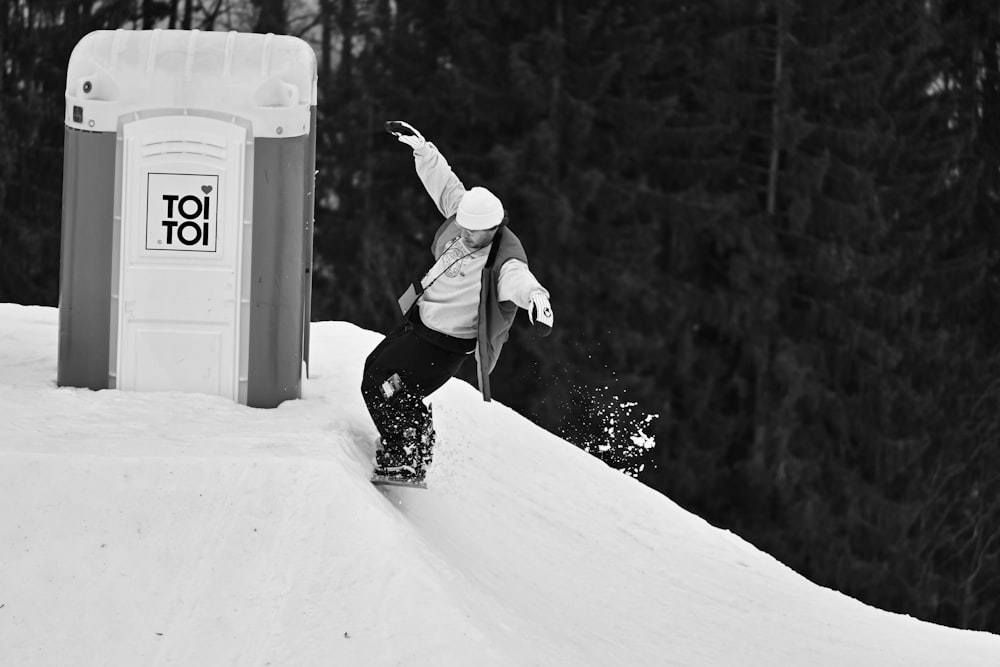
[{"left": 113, "top": 114, "right": 250, "bottom": 400}]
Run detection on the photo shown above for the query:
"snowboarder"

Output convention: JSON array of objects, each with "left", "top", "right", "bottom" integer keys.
[{"left": 363, "top": 120, "right": 554, "bottom": 487}]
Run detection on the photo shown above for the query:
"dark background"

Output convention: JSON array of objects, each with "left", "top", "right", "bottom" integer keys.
[{"left": 3, "top": 0, "right": 999, "bottom": 635}]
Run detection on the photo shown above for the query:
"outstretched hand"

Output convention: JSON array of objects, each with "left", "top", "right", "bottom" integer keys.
[
  {"left": 385, "top": 120, "right": 426, "bottom": 151},
  {"left": 529, "top": 292, "right": 554, "bottom": 337}
]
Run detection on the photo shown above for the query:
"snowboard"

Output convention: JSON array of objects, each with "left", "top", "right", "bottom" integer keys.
[{"left": 370, "top": 472, "right": 427, "bottom": 490}]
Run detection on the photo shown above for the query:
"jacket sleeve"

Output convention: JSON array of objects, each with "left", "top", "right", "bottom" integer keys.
[
  {"left": 413, "top": 143, "right": 467, "bottom": 219},
  {"left": 497, "top": 259, "right": 549, "bottom": 310}
]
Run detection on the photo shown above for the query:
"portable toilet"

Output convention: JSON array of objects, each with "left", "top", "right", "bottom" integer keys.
[{"left": 57, "top": 29, "right": 317, "bottom": 408}]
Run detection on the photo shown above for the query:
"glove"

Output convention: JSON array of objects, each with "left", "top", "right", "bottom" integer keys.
[
  {"left": 528, "top": 291, "right": 554, "bottom": 337},
  {"left": 384, "top": 120, "right": 426, "bottom": 151}
]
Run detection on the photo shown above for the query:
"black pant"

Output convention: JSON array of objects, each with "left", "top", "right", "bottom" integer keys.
[{"left": 361, "top": 317, "right": 473, "bottom": 446}]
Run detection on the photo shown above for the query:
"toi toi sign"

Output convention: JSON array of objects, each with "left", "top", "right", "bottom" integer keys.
[{"left": 145, "top": 172, "right": 219, "bottom": 252}]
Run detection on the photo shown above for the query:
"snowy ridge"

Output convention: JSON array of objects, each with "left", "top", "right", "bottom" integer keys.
[{"left": 2, "top": 303, "right": 999, "bottom": 666}]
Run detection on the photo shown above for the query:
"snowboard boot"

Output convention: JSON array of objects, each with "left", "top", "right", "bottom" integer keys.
[
  {"left": 370, "top": 386, "right": 436, "bottom": 484},
  {"left": 373, "top": 434, "right": 424, "bottom": 482}
]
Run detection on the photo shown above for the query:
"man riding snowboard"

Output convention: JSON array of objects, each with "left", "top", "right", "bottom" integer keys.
[{"left": 362, "top": 120, "right": 554, "bottom": 486}]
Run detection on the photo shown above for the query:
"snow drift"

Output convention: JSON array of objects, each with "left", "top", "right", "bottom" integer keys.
[{"left": 2, "top": 303, "right": 999, "bottom": 666}]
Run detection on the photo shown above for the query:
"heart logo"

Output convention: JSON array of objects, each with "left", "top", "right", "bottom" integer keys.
[{"left": 201, "top": 185, "right": 213, "bottom": 194}]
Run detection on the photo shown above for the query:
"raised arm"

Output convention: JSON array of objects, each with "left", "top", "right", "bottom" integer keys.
[{"left": 385, "top": 120, "right": 467, "bottom": 219}]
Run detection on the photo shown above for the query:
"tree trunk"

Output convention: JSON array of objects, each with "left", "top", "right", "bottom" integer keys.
[
  {"left": 767, "top": 3, "right": 785, "bottom": 217},
  {"left": 255, "top": 0, "right": 287, "bottom": 34}
]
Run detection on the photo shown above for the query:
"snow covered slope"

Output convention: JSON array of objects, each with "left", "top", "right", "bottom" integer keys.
[{"left": 2, "top": 303, "right": 999, "bottom": 666}]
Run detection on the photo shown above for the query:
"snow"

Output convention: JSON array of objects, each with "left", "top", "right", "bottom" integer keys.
[{"left": 2, "top": 302, "right": 999, "bottom": 666}]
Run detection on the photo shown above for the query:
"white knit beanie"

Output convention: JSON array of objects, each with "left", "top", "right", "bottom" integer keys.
[{"left": 456, "top": 187, "right": 504, "bottom": 230}]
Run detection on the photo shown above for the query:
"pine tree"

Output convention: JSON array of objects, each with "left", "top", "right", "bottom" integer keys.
[{"left": 0, "top": 1, "right": 131, "bottom": 304}]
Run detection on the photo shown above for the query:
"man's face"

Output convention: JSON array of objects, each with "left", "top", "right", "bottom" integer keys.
[{"left": 459, "top": 225, "right": 499, "bottom": 250}]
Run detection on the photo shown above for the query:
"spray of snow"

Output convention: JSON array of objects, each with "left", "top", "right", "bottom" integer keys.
[{"left": 561, "top": 384, "right": 658, "bottom": 477}]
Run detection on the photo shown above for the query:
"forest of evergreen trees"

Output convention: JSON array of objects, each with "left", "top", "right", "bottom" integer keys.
[{"left": 2, "top": 0, "right": 999, "bottom": 636}]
